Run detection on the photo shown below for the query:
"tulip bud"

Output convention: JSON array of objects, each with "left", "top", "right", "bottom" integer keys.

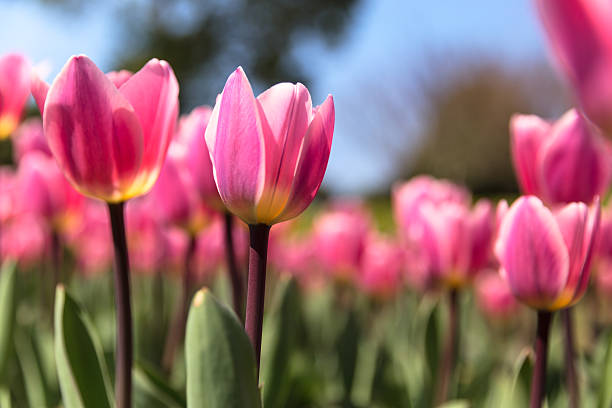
[
  {"left": 205, "top": 67, "right": 334, "bottom": 225},
  {"left": 0, "top": 53, "right": 30, "bottom": 139},
  {"left": 495, "top": 196, "right": 600, "bottom": 310}
]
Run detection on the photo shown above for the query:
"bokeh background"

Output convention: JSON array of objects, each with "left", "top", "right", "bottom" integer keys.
[{"left": 0, "top": 0, "right": 569, "bottom": 196}]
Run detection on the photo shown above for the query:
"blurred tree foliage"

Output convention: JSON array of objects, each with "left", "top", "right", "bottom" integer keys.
[
  {"left": 405, "top": 56, "right": 569, "bottom": 194},
  {"left": 113, "top": 0, "right": 360, "bottom": 109}
]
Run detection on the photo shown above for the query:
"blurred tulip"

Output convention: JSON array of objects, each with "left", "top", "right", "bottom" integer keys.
[
  {"left": 475, "top": 271, "right": 519, "bottom": 321},
  {"left": 510, "top": 109, "right": 611, "bottom": 204},
  {"left": 495, "top": 196, "right": 600, "bottom": 310},
  {"left": 146, "top": 143, "right": 213, "bottom": 234},
  {"left": 16, "top": 151, "right": 83, "bottom": 233},
  {"left": 0, "top": 214, "right": 48, "bottom": 268},
  {"left": 394, "top": 177, "right": 495, "bottom": 288},
  {"left": 126, "top": 200, "right": 166, "bottom": 274},
  {"left": 12, "top": 118, "right": 52, "bottom": 162},
  {"left": 205, "top": 67, "right": 334, "bottom": 225},
  {"left": 358, "top": 235, "right": 404, "bottom": 299},
  {"left": 536, "top": 0, "right": 612, "bottom": 136},
  {"left": 312, "top": 202, "right": 371, "bottom": 281},
  {"left": 175, "top": 106, "right": 224, "bottom": 210},
  {"left": 66, "top": 201, "right": 112, "bottom": 276},
  {"left": 31, "top": 55, "right": 179, "bottom": 203},
  {"left": 0, "top": 168, "right": 17, "bottom": 223},
  {"left": 0, "top": 53, "right": 30, "bottom": 139}
]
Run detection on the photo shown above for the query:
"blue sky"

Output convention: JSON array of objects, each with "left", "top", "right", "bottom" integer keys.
[{"left": 0, "top": 0, "right": 553, "bottom": 195}]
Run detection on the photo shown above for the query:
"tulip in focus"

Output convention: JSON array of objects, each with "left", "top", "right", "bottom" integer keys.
[
  {"left": 536, "top": 0, "right": 612, "bottom": 137},
  {"left": 205, "top": 66, "right": 335, "bottom": 378},
  {"left": 0, "top": 53, "right": 30, "bottom": 139},
  {"left": 31, "top": 55, "right": 179, "bottom": 203},
  {"left": 495, "top": 196, "right": 600, "bottom": 310},
  {"left": 510, "top": 109, "right": 611, "bottom": 204},
  {"left": 205, "top": 67, "right": 334, "bottom": 226}
]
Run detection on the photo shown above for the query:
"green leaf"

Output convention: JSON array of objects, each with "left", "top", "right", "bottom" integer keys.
[
  {"left": 185, "top": 288, "right": 261, "bottom": 408},
  {"left": 15, "top": 330, "right": 48, "bottom": 408},
  {"left": 54, "top": 285, "right": 114, "bottom": 408},
  {"left": 0, "top": 385, "right": 10, "bottom": 408},
  {"left": 0, "top": 259, "right": 17, "bottom": 383},
  {"left": 262, "top": 278, "right": 301, "bottom": 408},
  {"left": 511, "top": 347, "right": 534, "bottom": 407},
  {"left": 438, "top": 399, "right": 469, "bottom": 408},
  {"left": 424, "top": 302, "right": 440, "bottom": 382},
  {"left": 134, "top": 362, "right": 185, "bottom": 408},
  {"left": 598, "top": 331, "right": 612, "bottom": 408}
]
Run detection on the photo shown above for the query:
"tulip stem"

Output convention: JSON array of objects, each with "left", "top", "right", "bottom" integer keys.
[
  {"left": 530, "top": 310, "right": 553, "bottom": 408},
  {"left": 245, "top": 223, "right": 270, "bottom": 378},
  {"left": 436, "top": 288, "right": 459, "bottom": 405},
  {"left": 107, "top": 202, "right": 133, "bottom": 408},
  {"left": 562, "top": 308, "right": 579, "bottom": 408},
  {"left": 162, "top": 235, "right": 197, "bottom": 373},
  {"left": 224, "top": 212, "right": 244, "bottom": 320}
]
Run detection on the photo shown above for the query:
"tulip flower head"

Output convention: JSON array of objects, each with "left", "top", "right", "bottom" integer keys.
[
  {"left": 510, "top": 109, "right": 612, "bottom": 204},
  {"left": 0, "top": 53, "right": 30, "bottom": 139},
  {"left": 205, "top": 67, "right": 334, "bottom": 225},
  {"left": 358, "top": 235, "right": 405, "bottom": 299},
  {"left": 393, "top": 177, "right": 495, "bottom": 288},
  {"left": 31, "top": 55, "right": 179, "bottom": 203},
  {"left": 495, "top": 196, "right": 600, "bottom": 310},
  {"left": 475, "top": 271, "right": 520, "bottom": 321},
  {"left": 13, "top": 118, "right": 52, "bottom": 162},
  {"left": 536, "top": 0, "right": 612, "bottom": 137},
  {"left": 17, "top": 151, "right": 84, "bottom": 233}
]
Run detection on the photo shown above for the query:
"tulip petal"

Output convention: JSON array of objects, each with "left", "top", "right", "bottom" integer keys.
[
  {"left": 43, "top": 55, "right": 143, "bottom": 201},
  {"left": 509, "top": 114, "right": 550, "bottom": 195},
  {"left": 0, "top": 54, "right": 30, "bottom": 117},
  {"left": 106, "top": 70, "right": 132, "bottom": 88},
  {"left": 539, "top": 109, "right": 612, "bottom": 204},
  {"left": 30, "top": 71, "right": 50, "bottom": 117},
  {"left": 275, "top": 94, "right": 334, "bottom": 223},
  {"left": 254, "top": 83, "right": 313, "bottom": 222},
  {"left": 495, "top": 196, "right": 569, "bottom": 309},
  {"left": 119, "top": 59, "right": 179, "bottom": 195},
  {"left": 205, "top": 67, "right": 265, "bottom": 223},
  {"left": 468, "top": 199, "right": 494, "bottom": 272}
]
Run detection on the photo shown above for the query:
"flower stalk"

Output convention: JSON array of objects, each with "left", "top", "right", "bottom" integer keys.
[
  {"left": 530, "top": 311, "right": 553, "bottom": 408},
  {"left": 245, "top": 223, "right": 270, "bottom": 376},
  {"left": 224, "top": 212, "right": 244, "bottom": 319},
  {"left": 107, "top": 202, "right": 133, "bottom": 408}
]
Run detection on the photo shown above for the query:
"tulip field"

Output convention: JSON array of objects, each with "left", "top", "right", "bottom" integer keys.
[{"left": 4, "top": 1, "right": 612, "bottom": 408}]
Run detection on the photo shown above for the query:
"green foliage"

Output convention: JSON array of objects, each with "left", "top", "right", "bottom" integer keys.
[
  {"left": 54, "top": 285, "right": 114, "bottom": 408},
  {"left": 598, "top": 331, "right": 612, "bottom": 408},
  {"left": 185, "top": 288, "right": 261, "bottom": 408},
  {"left": 0, "top": 260, "right": 17, "bottom": 384}
]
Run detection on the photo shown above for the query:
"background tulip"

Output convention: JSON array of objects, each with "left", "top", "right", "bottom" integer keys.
[
  {"left": 0, "top": 53, "right": 30, "bottom": 139},
  {"left": 510, "top": 109, "right": 612, "bottom": 205},
  {"left": 358, "top": 234, "right": 404, "bottom": 299},
  {"left": 12, "top": 118, "right": 52, "bottom": 162},
  {"left": 475, "top": 271, "right": 519, "bottom": 322}
]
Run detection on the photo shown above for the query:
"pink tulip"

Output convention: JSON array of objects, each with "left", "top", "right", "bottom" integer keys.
[
  {"left": 475, "top": 271, "right": 519, "bottom": 321},
  {"left": 205, "top": 67, "right": 334, "bottom": 225},
  {"left": 1, "top": 214, "right": 48, "bottom": 267},
  {"left": 0, "top": 168, "right": 17, "bottom": 223},
  {"left": 175, "top": 106, "right": 224, "bottom": 210},
  {"left": 312, "top": 202, "right": 371, "bottom": 281},
  {"left": 31, "top": 55, "right": 179, "bottom": 203},
  {"left": 12, "top": 118, "right": 52, "bottom": 162},
  {"left": 510, "top": 109, "right": 612, "bottom": 204},
  {"left": 126, "top": 200, "right": 166, "bottom": 274},
  {"left": 495, "top": 196, "right": 600, "bottom": 310},
  {"left": 146, "top": 143, "right": 213, "bottom": 234},
  {"left": 358, "top": 235, "right": 405, "bottom": 299},
  {"left": 0, "top": 53, "right": 30, "bottom": 139},
  {"left": 16, "top": 151, "right": 84, "bottom": 233},
  {"left": 394, "top": 177, "right": 495, "bottom": 288},
  {"left": 536, "top": 0, "right": 612, "bottom": 136},
  {"left": 66, "top": 201, "right": 112, "bottom": 276}
]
